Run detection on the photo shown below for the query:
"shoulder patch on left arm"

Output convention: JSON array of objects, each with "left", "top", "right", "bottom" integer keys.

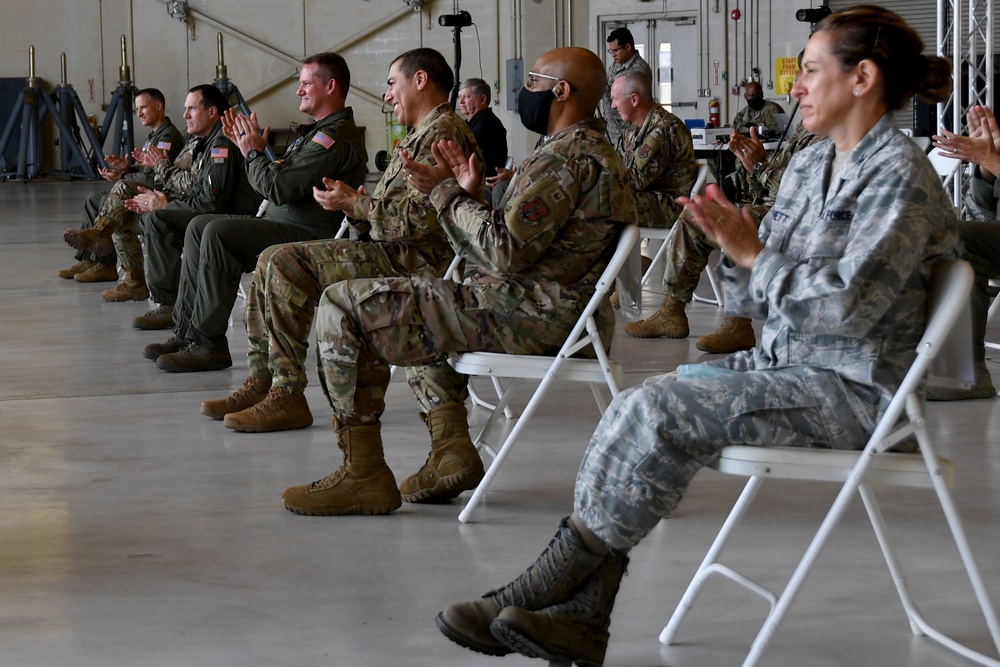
[
  {"left": 211, "top": 147, "right": 229, "bottom": 162},
  {"left": 312, "top": 132, "right": 335, "bottom": 149}
]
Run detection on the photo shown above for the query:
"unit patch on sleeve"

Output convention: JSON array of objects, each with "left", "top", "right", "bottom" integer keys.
[{"left": 518, "top": 196, "right": 549, "bottom": 226}]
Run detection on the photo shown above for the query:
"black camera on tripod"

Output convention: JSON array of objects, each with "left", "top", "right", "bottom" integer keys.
[
  {"left": 439, "top": 11, "right": 472, "bottom": 27},
  {"left": 795, "top": 6, "right": 831, "bottom": 24}
]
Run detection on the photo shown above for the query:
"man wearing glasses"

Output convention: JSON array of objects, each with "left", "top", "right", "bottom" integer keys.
[{"left": 599, "top": 27, "right": 652, "bottom": 146}]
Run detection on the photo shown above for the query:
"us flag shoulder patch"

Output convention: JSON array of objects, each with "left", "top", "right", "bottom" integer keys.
[
  {"left": 211, "top": 147, "right": 229, "bottom": 162},
  {"left": 157, "top": 141, "right": 173, "bottom": 151},
  {"left": 312, "top": 132, "right": 335, "bottom": 149}
]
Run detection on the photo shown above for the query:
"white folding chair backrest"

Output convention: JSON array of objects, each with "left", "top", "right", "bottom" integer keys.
[
  {"left": 927, "top": 146, "right": 962, "bottom": 181},
  {"left": 638, "top": 162, "right": 712, "bottom": 293},
  {"left": 450, "top": 224, "right": 640, "bottom": 523},
  {"left": 660, "top": 258, "right": 1000, "bottom": 667},
  {"left": 985, "top": 278, "right": 1000, "bottom": 351}
]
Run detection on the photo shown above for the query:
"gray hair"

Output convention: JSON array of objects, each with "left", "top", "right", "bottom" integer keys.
[
  {"left": 613, "top": 70, "right": 652, "bottom": 102},
  {"left": 460, "top": 78, "right": 491, "bottom": 105}
]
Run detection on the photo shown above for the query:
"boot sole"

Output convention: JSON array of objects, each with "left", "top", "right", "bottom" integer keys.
[
  {"left": 104, "top": 293, "right": 150, "bottom": 302},
  {"left": 490, "top": 617, "right": 602, "bottom": 666},
  {"left": 143, "top": 347, "right": 184, "bottom": 361},
  {"left": 624, "top": 329, "right": 688, "bottom": 339},
  {"left": 281, "top": 500, "right": 400, "bottom": 516},
  {"left": 434, "top": 612, "right": 513, "bottom": 657},
  {"left": 224, "top": 413, "right": 313, "bottom": 433},
  {"left": 63, "top": 231, "right": 113, "bottom": 256},
  {"left": 695, "top": 342, "right": 754, "bottom": 353},
  {"left": 400, "top": 468, "right": 485, "bottom": 504},
  {"left": 155, "top": 358, "right": 233, "bottom": 373}
]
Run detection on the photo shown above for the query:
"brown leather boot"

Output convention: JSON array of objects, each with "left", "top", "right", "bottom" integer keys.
[
  {"left": 436, "top": 516, "right": 607, "bottom": 657},
  {"left": 624, "top": 295, "right": 689, "bottom": 339},
  {"left": 74, "top": 262, "right": 119, "bottom": 283},
  {"left": 282, "top": 421, "right": 402, "bottom": 516},
  {"left": 101, "top": 268, "right": 150, "bottom": 302},
  {"left": 399, "top": 403, "right": 484, "bottom": 503},
  {"left": 222, "top": 385, "right": 313, "bottom": 432},
  {"left": 58, "top": 259, "right": 94, "bottom": 279},
  {"left": 490, "top": 550, "right": 629, "bottom": 665},
  {"left": 63, "top": 215, "right": 116, "bottom": 256},
  {"left": 201, "top": 376, "right": 272, "bottom": 420},
  {"left": 696, "top": 316, "right": 755, "bottom": 353}
]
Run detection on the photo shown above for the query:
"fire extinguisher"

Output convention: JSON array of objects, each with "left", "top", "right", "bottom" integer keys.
[{"left": 709, "top": 98, "right": 721, "bottom": 128}]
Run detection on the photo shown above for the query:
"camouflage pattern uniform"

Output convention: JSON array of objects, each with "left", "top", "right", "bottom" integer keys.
[
  {"left": 170, "top": 107, "right": 368, "bottom": 350},
  {"left": 140, "top": 120, "right": 262, "bottom": 306},
  {"left": 312, "top": 117, "right": 637, "bottom": 427},
  {"left": 731, "top": 99, "right": 785, "bottom": 135},
  {"left": 575, "top": 114, "right": 957, "bottom": 551},
  {"left": 243, "top": 102, "right": 478, "bottom": 390},
  {"left": 74, "top": 119, "right": 184, "bottom": 267},
  {"left": 618, "top": 104, "right": 697, "bottom": 229},
  {"left": 662, "top": 122, "right": 823, "bottom": 302},
  {"left": 599, "top": 53, "right": 652, "bottom": 147},
  {"left": 958, "top": 169, "right": 1000, "bottom": 367}
]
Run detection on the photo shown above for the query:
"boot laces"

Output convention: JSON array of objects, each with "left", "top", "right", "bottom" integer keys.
[
  {"left": 309, "top": 468, "right": 346, "bottom": 491},
  {"left": 488, "top": 526, "right": 575, "bottom": 608}
]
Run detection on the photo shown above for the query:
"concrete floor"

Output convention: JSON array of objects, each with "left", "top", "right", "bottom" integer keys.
[{"left": 2, "top": 178, "right": 1000, "bottom": 667}]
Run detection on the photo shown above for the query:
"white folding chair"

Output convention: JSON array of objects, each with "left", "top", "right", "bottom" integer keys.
[
  {"left": 985, "top": 278, "right": 1000, "bottom": 352},
  {"left": 660, "top": 258, "right": 1000, "bottom": 667},
  {"left": 451, "top": 224, "right": 640, "bottom": 523},
  {"left": 638, "top": 163, "right": 711, "bottom": 291}
]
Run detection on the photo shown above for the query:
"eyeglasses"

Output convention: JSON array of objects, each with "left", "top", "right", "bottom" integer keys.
[
  {"left": 607, "top": 46, "right": 625, "bottom": 55},
  {"left": 526, "top": 71, "right": 562, "bottom": 87}
]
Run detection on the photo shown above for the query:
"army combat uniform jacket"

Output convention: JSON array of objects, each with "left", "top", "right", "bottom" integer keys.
[{"left": 618, "top": 105, "right": 697, "bottom": 228}]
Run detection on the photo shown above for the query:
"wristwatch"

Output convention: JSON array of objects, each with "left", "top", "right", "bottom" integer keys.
[
  {"left": 246, "top": 149, "right": 262, "bottom": 162},
  {"left": 751, "top": 160, "right": 766, "bottom": 177}
]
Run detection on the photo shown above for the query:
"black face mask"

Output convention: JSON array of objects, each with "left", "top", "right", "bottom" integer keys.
[
  {"left": 746, "top": 95, "right": 765, "bottom": 111},
  {"left": 517, "top": 87, "right": 555, "bottom": 135}
]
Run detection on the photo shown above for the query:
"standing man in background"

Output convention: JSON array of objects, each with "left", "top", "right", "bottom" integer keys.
[
  {"left": 457, "top": 77, "right": 507, "bottom": 200},
  {"left": 599, "top": 27, "right": 652, "bottom": 147}
]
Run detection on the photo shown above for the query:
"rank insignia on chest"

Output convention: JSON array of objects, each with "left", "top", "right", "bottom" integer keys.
[
  {"left": 519, "top": 196, "right": 549, "bottom": 225},
  {"left": 211, "top": 147, "right": 229, "bottom": 163},
  {"left": 638, "top": 144, "right": 651, "bottom": 158},
  {"left": 311, "top": 132, "right": 335, "bottom": 149}
]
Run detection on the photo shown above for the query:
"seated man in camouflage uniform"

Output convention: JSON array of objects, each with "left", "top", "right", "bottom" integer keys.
[
  {"left": 626, "top": 121, "right": 821, "bottom": 353},
  {"left": 200, "top": 48, "right": 479, "bottom": 441},
  {"left": 277, "top": 46, "right": 636, "bottom": 517},
  {"left": 143, "top": 52, "right": 368, "bottom": 373},
  {"left": 60, "top": 88, "right": 183, "bottom": 292},
  {"left": 610, "top": 70, "right": 696, "bottom": 230},
  {"left": 731, "top": 80, "right": 785, "bottom": 135}
]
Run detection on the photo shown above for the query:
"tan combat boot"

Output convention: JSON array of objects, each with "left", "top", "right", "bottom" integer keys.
[
  {"left": 63, "top": 215, "right": 116, "bottom": 257},
  {"left": 490, "top": 550, "right": 629, "bottom": 665},
  {"left": 399, "top": 402, "right": 484, "bottom": 503},
  {"left": 623, "top": 295, "right": 689, "bottom": 339},
  {"left": 436, "top": 516, "right": 607, "bottom": 657},
  {"left": 201, "top": 376, "right": 271, "bottom": 420},
  {"left": 74, "top": 262, "right": 119, "bottom": 283},
  {"left": 58, "top": 259, "right": 95, "bottom": 279},
  {"left": 101, "top": 267, "right": 150, "bottom": 302},
  {"left": 222, "top": 385, "right": 313, "bottom": 432},
  {"left": 696, "top": 316, "right": 755, "bottom": 353},
  {"left": 281, "top": 421, "right": 402, "bottom": 516}
]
